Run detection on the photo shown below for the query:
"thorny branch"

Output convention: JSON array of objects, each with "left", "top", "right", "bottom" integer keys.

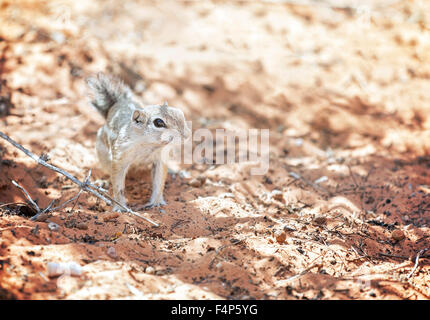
[
  {"left": 28, "top": 171, "right": 91, "bottom": 221},
  {"left": 0, "top": 130, "right": 159, "bottom": 227},
  {"left": 10, "top": 179, "right": 54, "bottom": 221},
  {"left": 11, "top": 179, "right": 40, "bottom": 213}
]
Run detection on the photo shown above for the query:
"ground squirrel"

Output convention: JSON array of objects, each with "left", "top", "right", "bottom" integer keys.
[{"left": 87, "top": 73, "right": 191, "bottom": 211}]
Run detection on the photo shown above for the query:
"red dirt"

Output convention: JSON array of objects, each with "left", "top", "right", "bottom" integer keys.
[{"left": 1, "top": 0, "right": 430, "bottom": 300}]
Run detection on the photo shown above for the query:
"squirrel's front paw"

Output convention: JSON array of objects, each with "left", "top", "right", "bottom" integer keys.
[
  {"left": 94, "top": 179, "right": 109, "bottom": 191},
  {"left": 140, "top": 200, "right": 166, "bottom": 210}
]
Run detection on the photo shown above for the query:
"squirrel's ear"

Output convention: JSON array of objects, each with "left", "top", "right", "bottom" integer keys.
[{"left": 132, "top": 110, "right": 145, "bottom": 124}]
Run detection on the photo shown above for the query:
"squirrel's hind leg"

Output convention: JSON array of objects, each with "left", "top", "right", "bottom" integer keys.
[
  {"left": 95, "top": 127, "right": 112, "bottom": 173},
  {"left": 110, "top": 159, "right": 130, "bottom": 212}
]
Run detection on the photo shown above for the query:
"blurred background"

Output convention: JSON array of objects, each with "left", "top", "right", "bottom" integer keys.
[{"left": 1, "top": 0, "right": 429, "bottom": 153}]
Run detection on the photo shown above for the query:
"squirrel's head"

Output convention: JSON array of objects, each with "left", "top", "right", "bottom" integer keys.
[
  {"left": 86, "top": 73, "right": 191, "bottom": 147},
  {"left": 131, "top": 101, "right": 191, "bottom": 147}
]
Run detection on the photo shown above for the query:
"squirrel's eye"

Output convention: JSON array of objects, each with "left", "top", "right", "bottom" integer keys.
[{"left": 153, "top": 118, "right": 166, "bottom": 128}]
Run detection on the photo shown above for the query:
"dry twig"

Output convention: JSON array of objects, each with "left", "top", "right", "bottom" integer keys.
[
  {"left": 0, "top": 131, "right": 159, "bottom": 227},
  {"left": 406, "top": 248, "right": 429, "bottom": 280},
  {"left": 11, "top": 179, "right": 40, "bottom": 212}
]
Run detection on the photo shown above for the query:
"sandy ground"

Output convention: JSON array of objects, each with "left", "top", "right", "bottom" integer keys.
[{"left": 1, "top": 0, "right": 430, "bottom": 300}]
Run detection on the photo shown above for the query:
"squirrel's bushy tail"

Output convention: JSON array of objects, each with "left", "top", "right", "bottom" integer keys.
[{"left": 86, "top": 73, "right": 132, "bottom": 118}]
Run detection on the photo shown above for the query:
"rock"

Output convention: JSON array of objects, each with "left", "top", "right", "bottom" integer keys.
[
  {"left": 107, "top": 246, "right": 117, "bottom": 259},
  {"left": 313, "top": 215, "right": 327, "bottom": 225},
  {"left": 271, "top": 190, "right": 284, "bottom": 202},
  {"left": 68, "top": 262, "right": 82, "bottom": 276},
  {"left": 48, "top": 222, "right": 60, "bottom": 232},
  {"left": 47, "top": 262, "right": 66, "bottom": 277},
  {"left": 145, "top": 266, "right": 155, "bottom": 274},
  {"left": 47, "top": 261, "right": 82, "bottom": 277},
  {"left": 391, "top": 230, "right": 405, "bottom": 241},
  {"left": 274, "top": 229, "right": 286, "bottom": 244}
]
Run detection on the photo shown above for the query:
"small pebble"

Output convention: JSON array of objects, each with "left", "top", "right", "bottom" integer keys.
[
  {"left": 271, "top": 190, "right": 284, "bottom": 202},
  {"left": 274, "top": 230, "right": 286, "bottom": 244},
  {"left": 145, "top": 266, "right": 155, "bottom": 274},
  {"left": 391, "top": 230, "right": 405, "bottom": 241},
  {"left": 68, "top": 262, "right": 82, "bottom": 276},
  {"left": 48, "top": 222, "right": 60, "bottom": 232},
  {"left": 314, "top": 215, "right": 327, "bottom": 225},
  {"left": 47, "top": 262, "right": 65, "bottom": 277},
  {"left": 47, "top": 261, "right": 82, "bottom": 277}
]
